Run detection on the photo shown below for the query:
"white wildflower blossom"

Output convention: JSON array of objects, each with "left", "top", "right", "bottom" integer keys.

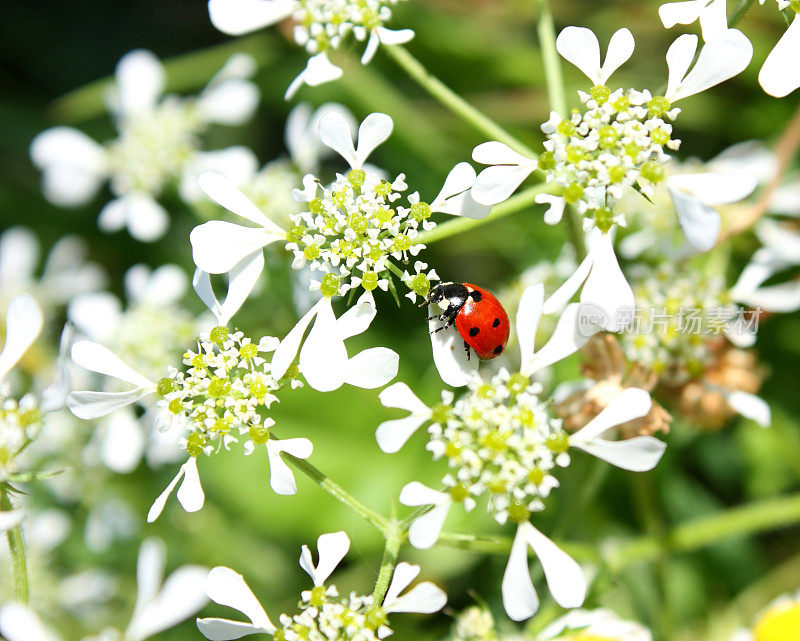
[
  {"left": 538, "top": 608, "right": 653, "bottom": 641},
  {"left": 729, "top": 588, "right": 800, "bottom": 641},
  {"left": 472, "top": 25, "right": 752, "bottom": 252},
  {"left": 197, "top": 531, "right": 447, "bottom": 641},
  {"left": 30, "top": 50, "right": 260, "bottom": 242},
  {"left": 207, "top": 0, "right": 414, "bottom": 98}
]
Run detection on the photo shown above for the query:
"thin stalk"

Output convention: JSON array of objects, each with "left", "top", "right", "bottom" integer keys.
[
  {"left": 383, "top": 45, "right": 538, "bottom": 159},
  {"left": 1, "top": 485, "right": 28, "bottom": 604},
  {"left": 536, "top": 0, "right": 567, "bottom": 117},
  {"left": 728, "top": 0, "right": 759, "bottom": 26},
  {"left": 279, "top": 449, "right": 390, "bottom": 534},
  {"left": 372, "top": 520, "right": 402, "bottom": 604},
  {"left": 418, "top": 183, "right": 556, "bottom": 246},
  {"left": 562, "top": 204, "right": 588, "bottom": 261}
]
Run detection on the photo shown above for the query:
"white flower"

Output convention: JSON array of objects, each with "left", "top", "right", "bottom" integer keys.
[
  {"left": 285, "top": 102, "right": 357, "bottom": 175},
  {"left": 502, "top": 520, "right": 586, "bottom": 621},
  {"left": 147, "top": 456, "right": 206, "bottom": 522},
  {"left": 556, "top": 26, "right": 636, "bottom": 87},
  {"left": 198, "top": 531, "right": 445, "bottom": 641},
  {"left": 0, "top": 294, "right": 44, "bottom": 384},
  {"left": 729, "top": 587, "right": 800, "bottom": 641},
  {"left": 207, "top": 0, "right": 413, "bottom": 99},
  {"left": 318, "top": 111, "right": 394, "bottom": 170},
  {"left": 30, "top": 50, "right": 259, "bottom": 242},
  {"left": 0, "top": 538, "right": 207, "bottom": 641},
  {"left": 538, "top": 608, "right": 653, "bottom": 641},
  {"left": 272, "top": 290, "right": 399, "bottom": 392}
]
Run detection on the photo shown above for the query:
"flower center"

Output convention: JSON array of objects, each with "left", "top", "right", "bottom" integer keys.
[{"left": 754, "top": 604, "right": 800, "bottom": 641}]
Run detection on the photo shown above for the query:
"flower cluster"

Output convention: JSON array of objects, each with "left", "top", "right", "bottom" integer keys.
[
  {"left": 413, "top": 372, "right": 567, "bottom": 526},
  {"left": 198, "top": 532, "right": 447, "bottom": 641},
  {"left": 540, "top": 86, "right": 679, "bottom": 230},
  {"left": 0, "top": 386, "right": 42, "bottom": 479},
  {"left": 621, "top": 263, "right": 740, "bottom": 385}
]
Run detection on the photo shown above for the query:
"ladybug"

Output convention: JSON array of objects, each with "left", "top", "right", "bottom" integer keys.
[{"left": 427, "top": 282, "right": 510, "bottom": 360}]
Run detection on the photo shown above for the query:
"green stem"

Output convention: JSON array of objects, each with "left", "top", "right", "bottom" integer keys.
[
  {"left": 536, "top": 0, "right": 567, "bottom": 117},
  {"left": 279, "top": 447, "right": 390, "bottom": 535},
  {"left": 383, "top": 45, "right": 538, "bottom": 159},
  {"left": 563, "top": 204, "right": 587, "bottom": 261},
  {"left": 435, "top": 491, "right": 800, "bottom": 572},
  {"left": 418, "top": 183, "right": 556, "bottom": 245},
  {"left": 728, "top": 0, "right": 759, "bottom": 26},
  {"left": 1, "top": 485, "right": 28, "bottom": 604},
  {"left": 371, "top": 520, "right": 403, "bottom": 604}
]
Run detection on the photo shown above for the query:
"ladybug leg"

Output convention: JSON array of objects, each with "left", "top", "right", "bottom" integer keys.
[{"left": 464, "top": 341, "right": 471, "bottom": 360}]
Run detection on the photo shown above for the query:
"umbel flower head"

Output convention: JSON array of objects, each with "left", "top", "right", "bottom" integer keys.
[
  {"left": 471, "top": 23, "right": 752, "bottom": 252},
  {"left": 0, "top": 537, "right": 208, "bottom": 641},
  {"left": 191, "top": 111, "right": 489, "bottom": 304},
  {"left": 377, "top": 285, "right": 667, "bottom": 620},
  {"left": 207, "top": 0, "right": 414, "bottom": 99},
  {"left": 30, "top": 49, "right": 260, "bottom": 242},
  {"left": 67, "top": 252, "right": 398, "bottom": 522},
  {"left": 197, "top": 531, "right": 447, "bottom": 640},
  {"left": 660, "top": 0, "right": 800, "bottom": 98}
]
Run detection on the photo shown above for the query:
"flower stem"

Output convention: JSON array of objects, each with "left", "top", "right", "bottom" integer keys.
[
  {"left": 419, "top": 183, "right": 556, "bottom": 246},
  {"left": 279, "top": 448, "right": 390, "bottom": 534},
  {"left": 371, "top": 519, "right": 402, "bottom": 604},
  {"left": 536, "top": 0, "right": 567, "bottom": 117},
  {"left": 1, "top": 484, "right": 29, "bottom": 604},
  {"left": 728, "top": 0, "right": 759, "bottom": 26},
  {"left": 383, "top": 45, "right": 538, "bottom": 159}
]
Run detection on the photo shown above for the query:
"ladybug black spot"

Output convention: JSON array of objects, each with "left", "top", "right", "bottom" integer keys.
[
  {"left": 470, "top": 290, "right": 483, "bottom": 302},
  {"left": 493, "top": 345, "right": 503, "bottom": 355},
  {"left": 469, "top": 327, "right": 480, "bottom": 337},
  {"left": 492, "top": 318, "right": 501, "bottom": 328}
]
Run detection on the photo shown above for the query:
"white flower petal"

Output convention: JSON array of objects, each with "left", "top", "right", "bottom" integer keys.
[
  {"left": 266, "top": 438, "right": 312, "bottom": 495},
  {"left": 517, "top": 283, "right": 544, "bottom": 374},
  {"left": 599, "top": 28, "right": 635, "bottom": 84},
  {"left": 572, "top": 388, "right": 653, "bottom": 441},
  {"left": 556, "top": 26, "right": 602, "bottom": 84},
  {"left": 114, "top": 193, "right": 170, "bottom": 242},
  {"left": 659, "top": 0, "right": 710, "bottom": 29},
  {"left": 472, "top": 164, "right": 535, "bottom": 206},
  {"left": 0, "top": 510, "right": 24, "bottom": 532},
  {"left": 375, "top": 26, "right": 415, "bottom": 45},
  {"left": 177, "top": 456, "right": 205, "bottom": 513},
  {"left": 573, "top": 436, "right": 667, "bottom": 471},
  {"left": 472, "top": 141, "right": 532, "bottom": 166},
  {"left": 759, "top": 15, "right": 800, "bottom": 97},
  {"left": 502, "top": 523, "right": 539, "bottom": 621},
  {"left": 285, "top": 52, "right": 343, "bottom": 100},
  {"left": 535, "top": 194, "right": 566, "bottom": 225},
  {"left": 318, "top": 110, "right": 358, "bottom": 167},
  {"left": 271, "top": 299, "right": 322, "bottom": 380},
  {"left": 336, "top": 290, "right": 376, "bottom": 339},
  {"left": 30, "top": 126, "right": 105, "bottom": 173},
  {"left": 0, "top": 294, "right": 44, "bottom": 381},
  {"left": 148, "top": 464, "right": 184, "bottom": 523},
  {"left": 399, "top": 483, "right": 451, "bottom": 549},
  {"left": 665, "top": 33, "right": 698, "bottom": 100},
  {"left": 523, "top": 522, "right": 586, "bottom": 609},
  {"left": 376, "top": 383, "right": 432, "bottom": 453},
  {"left": 207, "top": 0, "right": 294, "bottom": 35},
  {"left": 361, "top": 30, "right": 381, "bottom": 65},
  {"left": 198, "top": 618, "right": 271, "bottom": 640},
  {"left": 0, "top": 227, "right": 39, "bottom": 287},
  {"left": 342, "top": 347, "right": 398, "bottom": 389},
  {"left": 354, "top": 113, "right": 393, "bottom": 168},
  {"left": 286, "top": 103, "right": 355, "bottom": 173},
  {"left": 190, "top": 221, "right": 280, "bottom": 274},
  {"left": 668, "top": 172, "right": 758, "bottom": 206},
  {"left": 203, "top": 566, "right": 275, "bottom": 632},
  {"left": 431, "top": 162, "right": 492, "bottom": 220},
  {"left": 428, "top": 319, "right": 478, "bottom": 388},
  {"left": 581, "top": 231, "right": 634, "bottom": 331},
  {"left": 383, "top": 562, "right": 419, "bottom": 606},
  {"left": 383, "top": 562, "right": 447, "bottom": 614},
  {"left": 199, "top": 172, "right": 281, "bottom": 230},
  {"left": 668, "top": 186, "right": 721, "bottom": 252},
  {"left": 180, "top": 147, "right": 259, "bottom": 204},
  {"left": 527, "top": 303, "right": 590, "bottom": 375},
  {"left": 725, "top": 389, "right": 771, "bottom": 427},
  {"left": 97, "top": 197, "right": 127, "bottom": 233},
  {"left": 299, "top": 298, "right": 349, "bottom": 391},
  {"left": 0, "top": 604, "right": 61, "bottom": 641},
  {"left": 71, "top": 340, "right": 153, "bottom": 387},
  {"left": 129, "top": 263, "right": 188, "bottom": 305},
  {"left": 67, "top": 388, "right": 154, "bottom": 420},
  {"left": 113, "top": 49, "right": 165, "bottom": 117},
  {"left": 197, "top": 79, "right": 260, "bottom": 125},
  {"left": 667, "top": 30, "right": 753, "bottom": 102},
  {"left": 542, "top": 253, "right": 592, "bottom": 314},
  {"left": 217, "top": 251, "right": 265, "bottom": 326},
  {"left": 299, "top": 531, "right": 350, "bottom": 586}
]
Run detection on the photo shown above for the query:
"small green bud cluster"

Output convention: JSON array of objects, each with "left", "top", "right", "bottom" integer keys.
[
  {"left": 425, "top": 371, "right": 571, "bottom": 525},
  {"left": 540, "top": 86, "right": 681, "bottom": 232},
  {"left": 0, "top": 385, "right": 42, "bottom": 479},
  {"left": 155, "top": 328, "right": 294, "bottom": 458},
  {"left": 107, "top": 99, "right": 203, "bottom": 196},
  {"left": 293, "top": 0, "right": 406, "bottom": 54},
  {"left": 621, "top": 263, "right": 741, "bottom": 384},
  {"left": 276, "top": 584, "right": 391, "bottom": 641},
  {"left": 287, "top": 169, "right": 438, "bottom": 299}
]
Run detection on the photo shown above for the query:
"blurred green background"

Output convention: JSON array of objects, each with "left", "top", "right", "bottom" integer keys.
[{"left": 1, "top": 1, "right": 799, "bottom": 640}]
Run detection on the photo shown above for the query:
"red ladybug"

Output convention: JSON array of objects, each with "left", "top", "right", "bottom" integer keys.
[{"left": 427, "top": 282, "right": 510, "bottom": 360}]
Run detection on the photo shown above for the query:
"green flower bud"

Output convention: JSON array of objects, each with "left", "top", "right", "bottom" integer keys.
[
  {"left": 594, "top": 207, "right": 614, "bottom": 232},
  {"left": 347, "top": 212, "right": 368, "bottom": 234},
  {"left": 598, "top": 125, "right": 619, "bottom": 149},
  {"left": 528, "top": 467, "right": 545, "bottom": 485},
  {"left": 320, "top": 273, "right": 340, "bottom": 298},
  {"left": 590, "top": 84, "right": 611, "bottom": 104},
  {"left": 210, "top": 326, "right": 229, "bottom": 346},
  {"left": 566, "top": 144, "right": 585, "bottom": 164},
  {"left": 303, "top": 244, "right": 320, "bottom": 261},
  {"left": 207, "top": 377, "right": 231, "bottom": 398},
  {"left": 641, "top": 161, "right": 665, "bottom": 183},
  {"left": 364, "top": 606, "right": 387, "bottom": 629},
  {"left": 309, "top": 198, "right": 324, "bottom": 215},
  {"left": 309, "top": 585, "right": 327, "bottom": 608},
  {"left": 611, "top": 94, "right": 630, "bottom": 112},
  {"left": 168, "top": 398, "right": 183, "bottom": 414},
  {"left": 507, "top": 373, "right": 529, "bottom": 396},
  {"left": 508, "top": 500, "right": 531, "bottom": 523},
  {"left": 563, "top": 182, "right": 584, "bottom": 204},
  {"left": 538, "top": 150, "right": 556, "bottom": 171},
  {"left": 157, "top": 377, "right": 177, "bottom": 397},
  {"left": 609, "top": 165, "right": 627, "bottom": 183},
  {"left": 449, "top": 483, "right": 470, "bottom": 502},
  {"left": 557, "top": 119, "right": 576, "bottom": 136},
  {"left": 546, "top": 432, "right": 569, "bottom": 453},
  {"left": 375, "top": 207, "right": 394, "bottom": 224},
  {"left": 409, "top": 273, "right": 430, "bottom": 298},
  {"left": 410, "top": 202, "right": 432, "bottom": 222},
  {"left": 239, "top": 343, "right": 258, "bottom": 359},
  {"left": 185, "top": 432, "right": 208, "bottom": 457},
  {"left": 286, "top": 224, "right": 307, "bottom": 243},
  {"left": 647, "top": 95, "right": 671, "bottom": 117},
  {"left": 347, "top": 168, "right": 366, "bottom": 188},
  {"left": 651, "top": 127, "right": 671, "bottom": 146},
  {"left": 393, "top": 233, "right": 412, "bottom": 252},
  {"left": 431, "top": 403, "right": 453, "bottom": 424},
  {"left": 361, "top": 271, "right": 379, "bottom": 291},
  {"left": 249, "top": 424, "right": 271, "bottom": 445}
]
